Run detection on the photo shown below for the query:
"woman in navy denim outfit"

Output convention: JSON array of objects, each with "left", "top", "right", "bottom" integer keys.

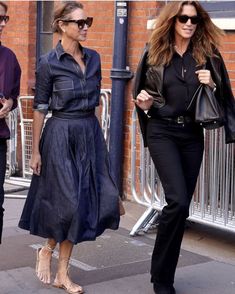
[
  {"left": 133, "top": 1, "right": 235, "bottom": 294},
  {"left": 19, "top": 2, "right": 119, "bottom": 293},
  {"left": 0, "top": 1, "right": 21, "bottom": 245}
]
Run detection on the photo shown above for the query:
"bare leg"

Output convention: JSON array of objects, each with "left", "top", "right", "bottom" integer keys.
[
  {"left": 36, "top": 238, "right": 56, "bottom": 284},
  {"left": 53, "top": 240, "right": 83, "bottom": 294}
]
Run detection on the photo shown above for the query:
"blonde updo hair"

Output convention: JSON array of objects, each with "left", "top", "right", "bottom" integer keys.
[{"left": 52, "top": 1, "right": 83, "bottom": 34}]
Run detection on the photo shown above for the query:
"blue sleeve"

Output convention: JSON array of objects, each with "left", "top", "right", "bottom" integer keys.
[{"left": 33, "top": 56, "right": 53, "bottom": 114}]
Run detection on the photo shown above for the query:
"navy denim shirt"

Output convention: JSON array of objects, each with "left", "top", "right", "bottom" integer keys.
[
  {"left": 34, "top": 41, "right": 101, "bottom": 113},
  {"left": 0, "top": 44, "right": 21, "bottom": 139}
]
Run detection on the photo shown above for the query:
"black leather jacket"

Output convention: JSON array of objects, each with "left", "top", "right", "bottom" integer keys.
[{"left": 133, "top": 46, "right": 235, "bottom": 146}]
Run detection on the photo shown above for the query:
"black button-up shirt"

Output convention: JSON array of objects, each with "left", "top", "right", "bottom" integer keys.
[
  {"left": 34, "top": 41, "right": 101, "bottom": 113},
  {"left": 157, "top": 50, "right": 201, "bottom": 118},
  {"left": 0, "top": 44, "right": 21, "bottom": 139}
]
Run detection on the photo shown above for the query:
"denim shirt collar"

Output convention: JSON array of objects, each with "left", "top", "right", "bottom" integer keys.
[{"left": 55, "top": 40, "right": 90, "bottom": 61}]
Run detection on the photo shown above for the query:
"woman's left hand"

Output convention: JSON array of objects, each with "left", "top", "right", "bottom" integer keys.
[
  {"left": 195, "top": 69, "right": 215, "bottom": 88},
  {"left": 0, "top": 98, "right": 13, "bottom": 119}
]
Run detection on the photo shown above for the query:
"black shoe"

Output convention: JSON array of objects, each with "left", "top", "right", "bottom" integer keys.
[{"left": 153, "top": 283, "right": 176, "bottom": 294}]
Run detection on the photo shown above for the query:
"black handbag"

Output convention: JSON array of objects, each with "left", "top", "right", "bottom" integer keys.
[{"left": 187, "top": 84, "right": 224, "bottom": 130}]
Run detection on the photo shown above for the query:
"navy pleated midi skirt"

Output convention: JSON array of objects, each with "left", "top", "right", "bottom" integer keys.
[{"left": 18, "top": 113, "right": 120, "bottom": 244}]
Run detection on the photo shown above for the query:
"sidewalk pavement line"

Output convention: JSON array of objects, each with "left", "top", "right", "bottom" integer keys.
[{"left": 29, "top": 244, "right": 97, "bottom": 271}]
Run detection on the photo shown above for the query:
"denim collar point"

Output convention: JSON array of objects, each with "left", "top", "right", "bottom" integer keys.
[{"left": 55, "top": 41, "right": 89, "bottom": 60}]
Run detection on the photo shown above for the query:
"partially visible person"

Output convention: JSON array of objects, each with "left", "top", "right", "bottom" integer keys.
[
  {"left": 18, "top": 1, "right": 120, "bottom": 293},
  {"left": 0, "top": 1, "right": 21, "bottom": 244},
  {"left": 133, "top": 1, "right": 235, "bottom": 294}
]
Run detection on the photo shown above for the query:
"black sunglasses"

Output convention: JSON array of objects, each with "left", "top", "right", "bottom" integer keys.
[
  {"left": 177, "top": 15, "right": 200, "bottom": 25},
  {"left": 0, "top": 15, "right": 9, "bottom": 23},
  {"left": 62, "top": 17, "right": 93, "bottom": 29}
]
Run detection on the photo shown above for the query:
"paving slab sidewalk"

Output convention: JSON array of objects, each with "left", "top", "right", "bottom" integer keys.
[{"left": 1, "top": 187, "right": 235, "bottom": 294}]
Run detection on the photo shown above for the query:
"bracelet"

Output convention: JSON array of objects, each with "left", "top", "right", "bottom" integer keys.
[
  {"left": 213, "top": 83, "right": 217, "bottom": 93},
  {"left": 209, "top": 83, "right": 216, "bottom": 93}
]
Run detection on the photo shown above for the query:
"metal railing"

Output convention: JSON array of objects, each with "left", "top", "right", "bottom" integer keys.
[
  {"left": 99, "top": 89, "right": 111, "bottom": 143},
  {"left": 6, "top": 109, "right": 18, "bottom": 177},
  {"left": 130, "top": 108, "right": 235, "bottom": 235}
]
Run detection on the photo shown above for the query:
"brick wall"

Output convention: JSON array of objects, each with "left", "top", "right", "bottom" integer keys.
[
  {"left": 223, "top": 34, "right": 235, "bottom": 88},
  {"left": 2, "top": 1, "right": 235, "bottom": 196},
  {"left": 79, "top": 1, "right": 116, "bottom": 88},
  {"left": 3, "top": 1, "right": 37, "bottom": 96}
]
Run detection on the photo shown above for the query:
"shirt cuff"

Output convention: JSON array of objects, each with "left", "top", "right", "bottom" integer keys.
[{"left": 34, "top": 103, "right": 49, "bottom": 115}]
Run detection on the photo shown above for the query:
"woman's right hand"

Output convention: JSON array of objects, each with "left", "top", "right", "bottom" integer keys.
[
  {"left": 133, "top": 90, "right": 154, "bottom": 110},
  {"left": 30, "top": 152, "right": 42, "bottom": 176}
]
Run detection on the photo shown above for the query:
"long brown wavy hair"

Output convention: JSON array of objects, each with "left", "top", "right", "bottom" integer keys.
[{"left": 148, "top": 1, "right": 225, "bottom": 66}]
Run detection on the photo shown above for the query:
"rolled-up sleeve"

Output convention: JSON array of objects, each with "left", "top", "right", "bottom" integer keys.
[{"left": 33, "top": 56, "right": 53, "bottom": 114}]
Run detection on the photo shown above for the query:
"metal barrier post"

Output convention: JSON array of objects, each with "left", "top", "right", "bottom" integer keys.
[{"left": 6, "top": 109, "right": 18, "bottom": 177}]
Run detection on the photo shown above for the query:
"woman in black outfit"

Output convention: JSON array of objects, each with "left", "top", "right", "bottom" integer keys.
[
  {"left": 133, "top": 1, "right": 235, "bottom": 294},
  {"left": 19, "top": 2, "right": 120, "bottom": 293}
]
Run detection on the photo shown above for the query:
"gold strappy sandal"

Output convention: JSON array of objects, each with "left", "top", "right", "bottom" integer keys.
[
  {"left": 53, "top": 257, "right": 83, "bottom": 294},
  {"left": 53, "top": 277, "right": 84, "bottom": 294},
  {"left": 35, "top": 244, "right": 54, "bottom": 284}
]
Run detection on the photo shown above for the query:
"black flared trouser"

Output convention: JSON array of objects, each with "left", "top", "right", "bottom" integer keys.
[
  {"left": 146, "top": 118, "right": 204, "bottom": 285},
  {"left": 0, "top": 139, "right": 7, "bottom": 244}
]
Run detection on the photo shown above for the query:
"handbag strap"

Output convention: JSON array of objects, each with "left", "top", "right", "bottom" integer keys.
[
  {"left": 186, "top": 64, "right": 206, "bottom": 111},
  {"left": 186, "top": 84, "right": 203, "bottom": 111}
]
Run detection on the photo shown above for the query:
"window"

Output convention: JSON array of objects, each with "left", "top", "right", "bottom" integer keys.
[
  {"left": 201, "top": 1, "right": 235, "bottom": 30},
  {"left": 36, "top": 1, "right": 54, "bottom": 63},
  {"left": 201, "top": 1, "right": 235, "bottom": 18}
]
